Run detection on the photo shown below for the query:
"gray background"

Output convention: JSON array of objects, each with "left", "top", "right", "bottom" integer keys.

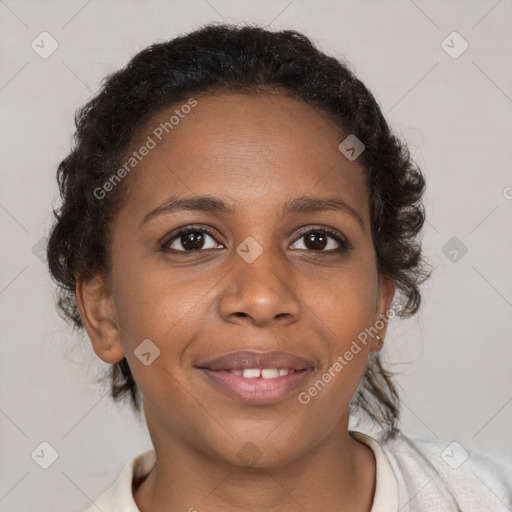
[{"left": 1, "top": 1, "right": 511, "bottom": 510}]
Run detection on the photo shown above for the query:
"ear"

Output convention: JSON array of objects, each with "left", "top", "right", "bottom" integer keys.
[
  {"left": 370, "top": 275, "right": 395, "bottom": 353},
  {"left": 75, "top": 274, "right": 125, "bottom": 364}
]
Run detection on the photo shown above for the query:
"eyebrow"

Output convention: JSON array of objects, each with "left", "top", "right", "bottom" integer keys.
[{"left": 139, "top": 194, "right": 364, "bottom": 228}]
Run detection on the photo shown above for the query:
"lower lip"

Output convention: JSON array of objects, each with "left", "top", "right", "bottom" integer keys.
[{"left": 199, "top": 368, "right": 314, "bottom": 404}]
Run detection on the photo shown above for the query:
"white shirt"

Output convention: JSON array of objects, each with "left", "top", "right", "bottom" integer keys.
[{"left": 83, "top": 430, "right": 512, "bottom": 511}]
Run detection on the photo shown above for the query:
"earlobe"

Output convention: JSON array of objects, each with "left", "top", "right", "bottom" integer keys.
[{"left": 75, "top": 274, "right": 125, "bottom": 364}]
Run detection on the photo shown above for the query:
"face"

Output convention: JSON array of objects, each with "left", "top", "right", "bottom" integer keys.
[{"left": 78, "top": 92, "right": 394, "bottom": 468}]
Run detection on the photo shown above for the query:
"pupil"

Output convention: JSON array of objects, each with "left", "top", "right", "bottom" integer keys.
[
  {"left": 306, "top": 232, "right": 326, "bottom": 250},
  {"left": 182, "top": 231, "right": 204, "bottom": 250},
  {"left": 179, "top": 231, "right": 328, "bottom": 251}
]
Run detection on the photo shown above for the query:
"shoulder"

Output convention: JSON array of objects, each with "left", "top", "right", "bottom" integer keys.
[{"left": 380, "top": 431, "right": 512, "bottom": 511}]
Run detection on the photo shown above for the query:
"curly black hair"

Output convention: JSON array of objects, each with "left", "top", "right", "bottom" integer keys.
[{"left": 47, "top": 23, "right": 430, "bottom": 439}]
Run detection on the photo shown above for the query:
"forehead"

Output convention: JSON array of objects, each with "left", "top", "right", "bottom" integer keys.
[{"left": 118, "top": 92, "right": 369, "bottom": 222}]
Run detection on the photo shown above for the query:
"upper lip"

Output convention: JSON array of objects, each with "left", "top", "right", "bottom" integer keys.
[{"left": 197, "top": 350, "right": 316, "bottom": 371}]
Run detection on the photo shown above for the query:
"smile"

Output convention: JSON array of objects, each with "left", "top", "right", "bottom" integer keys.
[
  {"left": 225, "top": 368, "right": 294, "bottom": 378},
  {"left": 199, "top": 368, "right": 314, "bottom": 404},
  {"left": 196, "top": 350, "right": 316, "bottom": 404}
]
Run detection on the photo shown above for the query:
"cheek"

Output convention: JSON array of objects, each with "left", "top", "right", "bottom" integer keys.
[
  {"left": 110, "top": 254, "right": 229, "bottom": 400},
  {"left": 110, "top": 260, "right": 206, "bottom": 408},
  {"left": 296, "top": 276, "right": 376, "bottom": 422},
  {"left": 304, "top": 255, "right": 378, "bottom": 388},
  {"left": 310, "top": 255, "right": 379, "bottom": 336},
  {"left": 112, "top": 252, "right": 211, "bottom": 341}
]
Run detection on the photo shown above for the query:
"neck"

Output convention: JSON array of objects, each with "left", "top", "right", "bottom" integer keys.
[{"left": 133, "top": 423, "right": 376, "bottom": 512}]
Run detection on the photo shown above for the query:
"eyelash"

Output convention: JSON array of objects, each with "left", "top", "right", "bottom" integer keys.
[{"left": 159, "top": 224, "right": 351, "bottom": 254}]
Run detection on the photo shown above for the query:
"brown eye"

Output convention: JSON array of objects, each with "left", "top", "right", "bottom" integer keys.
[
  {"left": 160, "top": 225, "right": 351, "bottom": 254},
  {"left": 290, "top": 228, "right": 351, "bottom": 253},
  {"left": 162, "top": 227, "right": 222, "bottom": 252}
]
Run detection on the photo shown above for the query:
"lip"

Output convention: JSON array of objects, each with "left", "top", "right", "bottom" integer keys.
[
  {"left": 196, "top": 350, "right": 316, "bottom": 404},
  {"left": 199, "top": 368, "right": 314, "bottom": 404},
  {"left": 197, "top": 350, "right": 316, "bottom": 371}
]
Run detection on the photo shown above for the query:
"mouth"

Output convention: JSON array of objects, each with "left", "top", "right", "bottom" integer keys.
[{"left": 196, "top": 350, "right": 315, "bottom": 404}]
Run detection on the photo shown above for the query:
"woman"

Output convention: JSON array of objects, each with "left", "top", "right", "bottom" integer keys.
[{"left": 46, "top": 23, "right": 511, "bottom": 511}]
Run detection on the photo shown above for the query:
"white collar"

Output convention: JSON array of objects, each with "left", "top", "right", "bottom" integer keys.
[{"left": 350, "top": 430, "right": 399, "bottom": 511}]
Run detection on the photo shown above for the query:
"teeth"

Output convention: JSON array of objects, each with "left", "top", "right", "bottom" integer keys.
[
  {"left": 261, "top": 368, "right": 280, "bottom": 379},
  {"left": 227, "top": 368, "right": 294, "bottom": 378},
  {"left": 242, "top": 368, "right": 261, "bottom": 378}
]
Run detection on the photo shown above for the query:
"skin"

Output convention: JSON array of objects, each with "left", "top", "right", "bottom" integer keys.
[{"left": 76, "top": 92, "right": 395, "bottom": 512}]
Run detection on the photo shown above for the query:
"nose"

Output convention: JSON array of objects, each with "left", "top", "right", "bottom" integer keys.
[{"left": 218, "top": 245, "right": 301, "bottom": 327}]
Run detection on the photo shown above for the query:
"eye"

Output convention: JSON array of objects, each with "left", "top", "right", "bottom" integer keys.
[
  {"left": 160, "top": 225, "right": 351, "bottom": 254},
  {"left": 160, "top": 225, "right": 223, "bottom": 252},
  {"left": 290, "top": 227, "right": 351, "bottom": 253}
]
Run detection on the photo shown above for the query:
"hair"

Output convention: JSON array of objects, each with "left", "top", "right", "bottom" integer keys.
[{"left": 47, "top": 23, "right": 430, "bottom": 440}]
